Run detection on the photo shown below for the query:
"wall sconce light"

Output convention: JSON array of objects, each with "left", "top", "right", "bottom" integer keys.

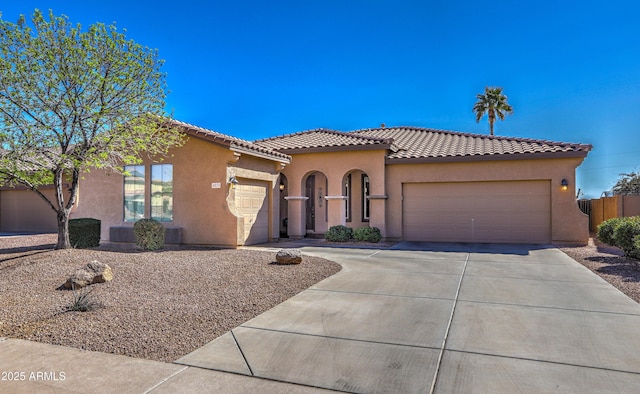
[
  {"left": 228, "top": 176, "right": 239, "bottom": 189},
  {"left": 561, "top": 178, "right": 569, "bottom": 191},
  {"left": 318, "top": 187, "right": 323, "bottom": 207},
  {"left": 279, "top": 183, "right": 285, "bottom": 191}
]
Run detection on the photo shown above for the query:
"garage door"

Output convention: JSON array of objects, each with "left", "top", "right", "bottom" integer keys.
[
  {"left": 235, "top": 181, "right": 269, "bottom": 245},
  {"left": 402, "top": 181, "right": 551, "bottom": 244}
]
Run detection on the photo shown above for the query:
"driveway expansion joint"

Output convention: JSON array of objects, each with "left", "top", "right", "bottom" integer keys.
[
  {"left": 238, "top": 325, "right": 443, "bottom": 351},
  {"left": 143, "top": 365, "right": 189, "bottom": 394},
  {"left": 231, "top": 329, "right": 255, "bottom": 376},
  {"left": 456, "top": 298, "right": 640, "bottom": 316},
  {"left": 430, "top": 252, "right": 470, "bottom": 394},
  {"left": 443, "top": 349, "right": 640, "bottom": 376},
  {"left": 308, "top": 287, "right": 456, "bottom": 301}
]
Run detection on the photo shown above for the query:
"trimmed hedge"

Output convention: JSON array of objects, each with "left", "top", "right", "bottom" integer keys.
[
  {"left": 69, "top": 218, "right": 101, "bottom": 248},
  {"left": 597, "top": 216, "right": 640, "bottom": 258},
  {"left": 613, "top": 217, "right": 640, "bottom": 255},
  {"left": 354, "top": 226, "right": 382, "bottom": 243},
  {"left": 134, "top": 218, "right": 166, "bottom": 251},
  {"left": 596, "top": 217, "right": 624, "bottom": 246},
  {"left": 325, "top": 225, "right": 353, "bottom": 242}
]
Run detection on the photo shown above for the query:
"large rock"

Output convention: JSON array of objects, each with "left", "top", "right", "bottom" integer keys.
[
  {"left": 64, "top": 260, "right": 113, "bottom": 289},
  {"left": 276, "top": 248, "right": 302, "bottom": 265}
]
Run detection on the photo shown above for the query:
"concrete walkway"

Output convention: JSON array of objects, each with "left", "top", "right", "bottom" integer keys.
[{"left": 3, "top": 242, "right": 640, "bottom": 392}]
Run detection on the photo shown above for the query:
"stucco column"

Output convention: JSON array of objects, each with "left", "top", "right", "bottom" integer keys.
[
  {"left": 284, "top": 196, "right": 308, "bottom": 239},
  {"left": 368, "top": 195, "right": 387, "bottom": 238},
  {"left": 325, "top": 196, "right": 347, "bottom": 228}
]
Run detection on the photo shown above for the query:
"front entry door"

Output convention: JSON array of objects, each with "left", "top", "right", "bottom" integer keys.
[{"left": 305, "top": 175, "right": 315, "bottom": 232}]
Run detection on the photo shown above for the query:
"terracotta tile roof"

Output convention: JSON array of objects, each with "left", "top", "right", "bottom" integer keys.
[
  {"left": 254, "top": 128, "right": 394, "bottom": 153},
  {"left": 169, "top": 119, "right": 291, "bottom": 163},
  {"left": 257, "top": 125, "right": 591, "bottom": 161},
  {"left": 351, "top": 126, "right": 592, "bottom": 161}
]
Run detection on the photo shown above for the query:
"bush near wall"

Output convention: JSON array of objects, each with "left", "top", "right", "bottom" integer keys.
[
  {"left": 325, "top": 225, "right": 353, "bottom": 242},
  {"left": 353, "top": 226, "right": 382, "bottom": 243},
  {"left": 133, "top": 219, "right": 166, "bottom": 251},
  {"left": 69, "top": 218, "right": 101, "bottom": 248},
  {"left": 597, "top": 216, "right": 640, "bottom": 258}
]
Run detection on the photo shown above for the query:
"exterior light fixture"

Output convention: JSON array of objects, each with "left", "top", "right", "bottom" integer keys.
[
  {"left": 279, "top": 183, "right": 285, "bottom": 191},
  {"left": 228, "top": 176, "right": 239, "bottom": 189},
  {"left": 318, "top": 187, "right": 323, "bottom": 207},
  {"left": 561, "top": 178, "right": 569, "bottom": 191}
]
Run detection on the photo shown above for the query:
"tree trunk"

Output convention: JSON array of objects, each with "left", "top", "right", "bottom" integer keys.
[
  {"left": 52, "top": 167, "right": 80, "bottom": 250},
  {"left": 55, "top": 209, "right": 71, "bottom": 249}
]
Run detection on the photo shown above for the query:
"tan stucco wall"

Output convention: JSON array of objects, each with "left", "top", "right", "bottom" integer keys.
[
  {"left": 385, "top": 157, "right": 589, "bottom": 244},
  {"left": 0, "top": 188, "right": 58, "bottom": 232},
  {"left": 73, "top": 136, "right": 283, "bottom": 246},
  {"left": 279, "top": 149, "right": 387, "bottom": 238}
]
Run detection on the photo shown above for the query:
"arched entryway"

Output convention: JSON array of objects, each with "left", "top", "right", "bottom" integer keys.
[
  {"left": 278, "top": 174, "right": 288, "bottom": 237},
  {"left": 342, "top": 169, "right": 371, "bottom": 229},
  {"left": 302, "top": 171, "right": 328, "bottom": 237}
]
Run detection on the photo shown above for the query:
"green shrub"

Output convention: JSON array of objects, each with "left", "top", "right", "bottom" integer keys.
[
  {"left": 133, "top": 218, "right": 166, "bottom": 251},
  {"left": 325, "top": 225, "right": 353, "bottom": 242},
  {"left": 630, "top": 236, "right": 640, "bottom": 260},
  {"left": 353, "top": 226, "right": 382, "bottom": 243},
  {"left": 597, "top": 217, "right": 624, "bottom": 246},
  {"left": 69, "top": 218, "right": 101, "bottom": 248},
  {"left": 613, "top": 217, "right": 640, "bottom": 256},
  {"left": 66, "top": 284, "right": 102, "bottom": 312}
]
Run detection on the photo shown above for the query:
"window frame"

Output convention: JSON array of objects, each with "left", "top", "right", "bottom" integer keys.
[
  {"left": 344, "top": 174, "right": 352, "bottom": 222},
  {"left": 123, "top": 165, "right": 145, "bottom": 222},
  {"left": 150, "top": 164, "right": 173, "bottom": 222},
  {"left": 362, "top": 174, "right": 370, "bottom": 222}
]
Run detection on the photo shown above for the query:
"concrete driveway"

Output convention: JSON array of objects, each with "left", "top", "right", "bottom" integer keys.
[{"left": 177, "top": 242, "right": 640, "bottom": 393}]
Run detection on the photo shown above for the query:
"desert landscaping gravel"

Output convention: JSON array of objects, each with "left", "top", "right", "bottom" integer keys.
[{"left": 0, "top": 234, "right": 341, "bottom": 362}]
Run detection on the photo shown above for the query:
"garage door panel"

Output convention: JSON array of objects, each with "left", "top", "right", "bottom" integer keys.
[
  {"left": 403, "top": 181, "right": 551, "bottom": 244},
  {"left": 235, "top": 181, "right": 269, "bottom": 245}
]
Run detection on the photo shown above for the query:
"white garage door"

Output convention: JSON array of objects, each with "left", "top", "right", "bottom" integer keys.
[
  {"left": 235, "top": 181, "right": 269, "bottom": 245},
  {"left": 402, "top": 181, "right": 551, "bottom": 244}
]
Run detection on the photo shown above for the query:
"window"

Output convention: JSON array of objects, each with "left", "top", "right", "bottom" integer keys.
[
  {"left": 123, "top": 164, "right": 174, "bottom": 222},
  {"left": 151, "top": 164, "right": 173, "bottom": 222},
  {"left": 123, "top": 165, "right": 145, "bottom": 222},
  {"left": 344, "top": 174, "right": 352, "bottom": 222},
  {"left": 362, "top": 175, "right": 370, "bottom": 221}
]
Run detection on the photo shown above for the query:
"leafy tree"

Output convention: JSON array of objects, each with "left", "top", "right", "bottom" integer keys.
[
  {"left": 473, "top": 86, "right": 513, "bottom": 136},
  {"left": 612, "top": 172, "right": 640, "bottom": 195},
  {"left": 0, "top": 9, "right": 184, "bottom": 249}
]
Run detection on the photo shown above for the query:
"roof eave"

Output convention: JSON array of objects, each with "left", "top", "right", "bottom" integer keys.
[
  {"left": 276, "top": 143, "right": 393, "bottom": 155},
  {"left": 386, "top": 150, "right": 591, "bottom": 164},
  {"left": 230, "top": 144, "right": 291, "bottom": 164}
]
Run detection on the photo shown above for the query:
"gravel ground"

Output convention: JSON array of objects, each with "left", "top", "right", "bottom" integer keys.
[
  {"left": 0, "top": 234, "right": 341, "bottom": 362},
  {"left": 559, "top": 235, "right": 640, "bottom": 303}
]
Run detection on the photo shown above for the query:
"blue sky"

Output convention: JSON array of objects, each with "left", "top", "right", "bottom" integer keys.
[{"left": 2, "top": 1, "right": 639, "bottom": 198}]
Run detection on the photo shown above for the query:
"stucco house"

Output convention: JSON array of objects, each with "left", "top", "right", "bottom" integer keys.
[{"left": 2, "top": 119, "right": 592, "bottom": 246}]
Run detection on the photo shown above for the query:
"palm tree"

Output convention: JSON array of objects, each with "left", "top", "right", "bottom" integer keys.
[{"left": 473, "top": 87, "right": 513, "bottom": 136}]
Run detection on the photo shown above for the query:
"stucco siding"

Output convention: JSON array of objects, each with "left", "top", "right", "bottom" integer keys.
[
  {"left": 385, "top": 157, "right": 589, "bottom": 244},
  {"left": 73, "top": 136, "right": 281, "bottom": 246},
  {"left": 0, "top": 188, "right": 58, "bottom": 233}
]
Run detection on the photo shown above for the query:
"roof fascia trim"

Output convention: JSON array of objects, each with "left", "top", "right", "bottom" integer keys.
[
  {"left": 230, "top": 144, "right": 291, "bottom": 164},
  {"left": 278, "top": 143, "right": 392, "bottom": 155},
  {"left": 386, "top": 150, "right": 590, "bottom": 164}
]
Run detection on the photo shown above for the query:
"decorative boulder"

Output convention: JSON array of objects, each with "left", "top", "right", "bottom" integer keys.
[
  {"left": 276, "top": 248, "right": 302, "bottom": 265},
  {"left": 64, "top": 260, "right": 113, "bottom": 289}
]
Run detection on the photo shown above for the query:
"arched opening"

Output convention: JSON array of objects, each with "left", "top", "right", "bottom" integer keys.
[
  {"left": 342, "top": 169, "right": 370, "bottom": 228},
  {"left": 302, "top": 170, "right": 328, "bottom": 237},
  {"left": 278, "top": 174, "right": 288, "bottom": 237}
]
